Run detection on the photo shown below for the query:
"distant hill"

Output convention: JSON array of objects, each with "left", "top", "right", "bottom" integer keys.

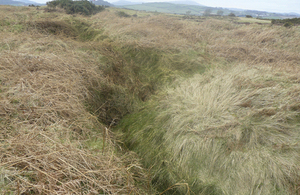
[
  {"left": 0, "top": 0, "right": 28, "bottom": 5},
  {"left": 169, "top": 1, "right": 203, "bottom": 6},
  {"left": 284, "top": 12, "right": 300, "bottom": 17},
  {"left": 121, "top": 2, "right": 300, "bottom": 19},
  {"left": 93, "top": 0, "right": 113, "bottom": 6},
  {"left": 113, "top": 0, "right": 143, "bottom": 6},
  {"left": 17, "top": 0, "right": 44, "bottom": 5},
  {"left": 0, "top": 0, "right": 44, "bottom": 6}
]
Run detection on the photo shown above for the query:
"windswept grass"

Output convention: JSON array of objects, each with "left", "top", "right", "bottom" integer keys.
[
  {"left": 119, "top": 64, "right": 300, "bottom": 194},
  {"left": 107, "top": 9, "right": 300, "bottom": 194}
]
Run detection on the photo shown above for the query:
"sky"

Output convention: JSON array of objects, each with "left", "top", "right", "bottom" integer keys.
[{"left": 32, "top": 0, "right": 300, "bottom": 14}]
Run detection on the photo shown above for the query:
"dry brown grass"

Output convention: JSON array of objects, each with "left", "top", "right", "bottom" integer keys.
[
  {"left": 0, "top": 48, "right": 145, "bottom": 194},
  {"left": 94, "top": 10, "right": 300, "bottom": 68},
  {"left": 0, "top": 6, "right": 148, "bottom": 194}
]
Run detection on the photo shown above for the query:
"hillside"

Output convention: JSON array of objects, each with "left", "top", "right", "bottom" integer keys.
[
  {"left": 93, "top": 0, "right": 113, "bottom": 6},
  {"left": 113, "top": 0, "right": 143, "bottom": 6},
  {"left": 168, "top": 0, "right": 203, "bottom": 6},
  {"left": 1, "top": 5, "right": 300, "bottom": 195},
  {"left": 0, "top": 0, "right": 28, "bottom": 6},
  {"left": 17, "top": 0, "right": 44, "bottom": 5}
]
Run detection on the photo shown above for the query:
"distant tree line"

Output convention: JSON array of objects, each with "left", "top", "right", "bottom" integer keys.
[
  {"left": 271, "top": 18, "right": 300, "bottom": 27},
  {"left": 46, "top": 0, "right": 105, "bottom": 15},
  {"left": 202, "top": 8, "right": 235, "bottom": 17}
]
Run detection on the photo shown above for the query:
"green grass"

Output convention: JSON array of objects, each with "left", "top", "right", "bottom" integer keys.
[
  {"left": 88, "top": 43, "right": 209, "bottom": 125},
  {"left": 117, "top": 64, "right": 300, "bottom": 194},
  {"left": 109, "top": 7, "right": 153, "bottom": 17}
]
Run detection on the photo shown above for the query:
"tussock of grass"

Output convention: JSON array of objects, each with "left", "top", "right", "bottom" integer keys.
[
  {"left": 27, "top": 20, "right": 78, "bottom": 37},
  {"left": 119, "top": 65, "right": 300, "bottom": 194},
  {"left": 26, "top": 18, "right": 103, "bottom": 41}
]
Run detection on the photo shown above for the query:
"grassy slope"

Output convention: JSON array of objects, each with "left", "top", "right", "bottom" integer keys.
[{"left": 0, "top": 5, "right": 300, "bottom": 195}]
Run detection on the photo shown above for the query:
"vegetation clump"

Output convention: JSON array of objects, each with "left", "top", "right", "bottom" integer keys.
[
  {"left": 228, "top": 12, "right": 236, "bottom": 17},
  {"left": 271, "top": 17, "right": 300, "bottom": 26},
  {"left": 27, "top": 19, "right": 102, "bottom": 41},
  {"left": 47, "top": 0, "right": 105, "bottom": 15},
  {"left": 203, "top": 8, "right": 212, "bottom": 16},
  {"left": 284, "top": 21, "right": 293, "bottom": 28},
  {"left": 217, "top": 10, "right": 224, "bottom": 16},
  {"left": 116, "top": 10, "right": 131, "bottom": 17}
]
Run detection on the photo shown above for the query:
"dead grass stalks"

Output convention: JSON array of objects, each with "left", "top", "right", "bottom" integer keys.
[{"left": 0, "top": 31, "right": 147, "bottom": 193}]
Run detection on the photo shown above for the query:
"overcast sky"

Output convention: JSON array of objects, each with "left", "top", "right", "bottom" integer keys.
[{"left": 34, "top": 0, "right": 300, "bottom": 14}]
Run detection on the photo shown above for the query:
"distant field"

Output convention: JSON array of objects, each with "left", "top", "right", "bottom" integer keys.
[
  {"left": 112, "top": 7, "right": 271, "bottom": 25},
  {"left": 122, "top": 3, "right": 219, "bottom": 15},
  {"left": 238, "top": 17, "right": 271, "bottom": 24},
  {"left": 120, "top": 2, "right": 298, "bottom": 19}
]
